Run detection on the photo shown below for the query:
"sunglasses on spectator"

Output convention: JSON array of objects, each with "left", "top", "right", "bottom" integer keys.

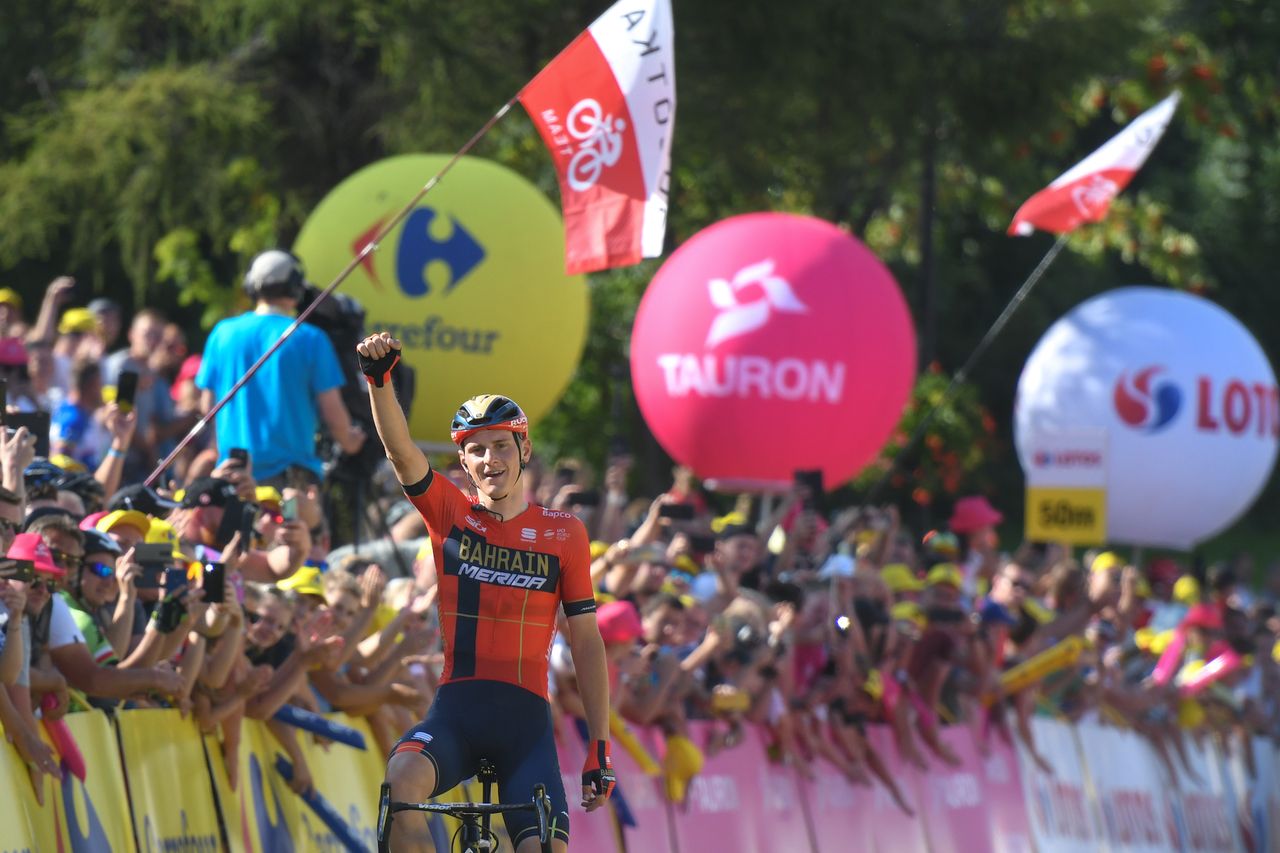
[
  {"left": 29, "top": 577, "right": 57, "bottom": 592},
  {"left": 52, "top": 550, "right": 83, "bottom": 568},
  {"left": 1006, "top": 577, "right": 1032, "bottom": 591},
  {"left": 85, "top": 561, "right": 114, "bottom": 579}
]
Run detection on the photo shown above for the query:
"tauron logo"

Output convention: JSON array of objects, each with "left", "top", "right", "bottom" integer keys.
[
  {"left": 705, "top": 259, "right": 807, "bottom": 348},
  {"left": 1114, "top": 366, "right": 1181, "bottom": 432}
]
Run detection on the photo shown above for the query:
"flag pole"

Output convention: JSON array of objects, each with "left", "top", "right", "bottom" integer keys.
[
  {"left": 865, "top": 232, "right": 1070, "bottom": 504},
  {"left": 144, "top": 96, "right": 519, "bottom": 488}
]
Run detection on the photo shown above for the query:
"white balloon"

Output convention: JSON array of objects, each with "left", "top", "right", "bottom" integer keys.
[{"left": 1015, "top": 286, "right": 1278, "bottom": 549}]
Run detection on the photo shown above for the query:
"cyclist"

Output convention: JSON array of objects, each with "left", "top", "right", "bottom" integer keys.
[{"left": 357, "top": 332, "right": 615, "bottom": 852}]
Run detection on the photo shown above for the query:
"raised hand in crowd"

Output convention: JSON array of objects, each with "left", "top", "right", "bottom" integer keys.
[{"left": 0, "top": 425, "right": 37, "bottom": 495}]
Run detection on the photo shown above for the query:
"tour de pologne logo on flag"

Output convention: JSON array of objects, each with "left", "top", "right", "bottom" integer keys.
[
  {"left": 1070, "top": 174, "right": 1121, "bottom": 220},
  {"left": 560, "top": 98, "right": 627, "bottom": 193}
]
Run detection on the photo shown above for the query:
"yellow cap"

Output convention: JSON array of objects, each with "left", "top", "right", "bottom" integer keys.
[
  {"left": 1133, "top": 576, "right": 1152, "bottom": 598},
  {"left": 254, "top": 486, "right": 283, "bottom": 508},
  {"left": 278, "top": 566, "right": 325, "bottom": 599},
  {"left": 674, "top": 554, "right": 700, "bottom": 575},
  {"left": 890, "top": 600, "right": 926, "bottom": 629},
  {"left": 57, "top": 307, "right": 97, "bottom": 335},
  {"left": 1134, "top": 627, "right": 1156, "bottom": 651},
  {"left": 1148, "top": 630, "right": 1176, "bottom": 655},
  {"left": 0, "top": 288, "right": 23, "bottom": 309},
  {"left": 880, "top": 563, "right": 924, "bottom": 593},
  {"left": 97, "top": 509, "right": 151, "bottom": 538},
  {"left": 1173, "top": 575, "right": 1200, "bottom": 606},
  {"left": 710, "top": 511, "right": 746, "bottom": 533},
  {"left": 589, "top": 540, "right": 610, "bottom": 560},
  {"left": 1091, "top": 551, "right": 1123, "bottom": 573},
  {"left": 862, "top": 669, "right": 885, "bottom": 701},
  {"left": 48, "top": 453, "right": 88, "bottom": 474},
  {"left": 926, "top": 563, "right": 964, "bottom": 588},
  {"left": 143, "top": 517, "right": 185, "bottom": 559},
  {"left": 1273, "top": 639, "right": 1280, "bottom": 665}
]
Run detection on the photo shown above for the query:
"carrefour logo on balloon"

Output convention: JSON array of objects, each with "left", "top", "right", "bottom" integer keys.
[
  {"left": 655, "top": 259, "right": 846, "bottom": 402},
  {"left": 1114, "top": 364, "right": 1278, "bottom": 436}
]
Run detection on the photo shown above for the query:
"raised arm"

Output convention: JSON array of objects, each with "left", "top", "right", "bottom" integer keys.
[{"left": 357, "top": 333, "right": 429, "bottom": 486}]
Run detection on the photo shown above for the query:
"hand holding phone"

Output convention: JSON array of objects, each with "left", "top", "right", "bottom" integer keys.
[
  {"left": 658, "top": 502, "right": 695, "bottom": 521},
  {"left": 228, "top": 448, "right": 250, "bottom": 468}
]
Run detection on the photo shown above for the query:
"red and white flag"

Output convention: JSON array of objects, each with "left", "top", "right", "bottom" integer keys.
[
  {"left": 1008, "top": 92, "right": 1180, "bottom": 236},
  {"left": 520, "top": 0, "right": 675, "bottom": 274}
]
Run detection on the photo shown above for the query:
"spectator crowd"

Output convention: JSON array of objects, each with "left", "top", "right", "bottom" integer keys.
[{"left": 1, "top": 274, "right": 1278, "bottom": 815}]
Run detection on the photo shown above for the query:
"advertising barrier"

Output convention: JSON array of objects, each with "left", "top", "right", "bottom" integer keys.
[{"left": 3, "top": 708, "right": 1278, "bottom": 852}]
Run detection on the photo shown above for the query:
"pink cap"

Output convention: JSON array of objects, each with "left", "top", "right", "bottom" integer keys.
[
  {"left": 170, "top": 354, "right": 202, "bottom": 402},
  {"left": 596, "top": 600, "right": 643, "bottom": 645},
  {"left": 80, "top": 511, "right": 109, "bottom": 531},
  {"left": 949, "top": 495, "right": 1003, "bottom": 534},
  {"left": 7, "top": 531, "right": 62, "bottom": 576}
]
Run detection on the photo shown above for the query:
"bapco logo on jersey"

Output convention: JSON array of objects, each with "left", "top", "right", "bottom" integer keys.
[
  {"left": 655, "top": 259, "right": 845, "bottom": 404},
  {"left": 1114, "top": 366, "right": 1181, "bottom": 433}
]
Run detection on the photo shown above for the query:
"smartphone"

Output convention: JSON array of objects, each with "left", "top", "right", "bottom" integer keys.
[
  {"left": 162, "top": 566, "right": 187, "bottom": 596},
  {"left": 202, "top": 562, "right": 225, "bottom": 604},
  {"left": 135, "top": 564, "right": 164, "bottom": 590},
  {"left": 228, "top": 448, "right": 250, "bottom": 468},
  {"left": 6, "top": 411, "right": 50, "bottom": 458},
  {"left": 658, "top": 503, "right": 695, "bottom": 521},
  {"left": 238, "top": 502, "right": 257, "bottom": 553},
  {"left": 133, "top": 542, "right": 174, "bottom": 567},
  {"left": 794, "top": 469, "right": 826, "bottom": 514},
  {"left": 0, "top": 557, "right": 34, "bottom": 582},
  {"left": 115, "top": 369, "right": 139, "bottom": 414},
  {"left": 688, "top": 533, "right": 716, "bottom": 553},
  {"left": 281, "top": 496, "right": 298, "bottom": 521},
  {"left": 0, "top": 378, "right": 7, "bottom": 426},
  {"left": 570, "top": 489, "right": 600, "bottom": 507}
]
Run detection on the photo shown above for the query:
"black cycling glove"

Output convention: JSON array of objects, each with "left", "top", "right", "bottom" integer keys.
[{"left": 358, "top": 349, "right": 400, "bottom": 388}]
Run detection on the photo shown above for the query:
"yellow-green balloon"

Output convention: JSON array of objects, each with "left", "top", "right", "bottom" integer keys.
[{"left": 294, "top": 155, "right": 588, "bottom": 444}]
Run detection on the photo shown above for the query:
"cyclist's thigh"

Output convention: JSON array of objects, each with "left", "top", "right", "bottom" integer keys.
[
  {"left": 492, "top": 690, "right": 569, "bottom": 847},
  {"left": 389, "top": 690, "right": 474, "bottom": 798}
]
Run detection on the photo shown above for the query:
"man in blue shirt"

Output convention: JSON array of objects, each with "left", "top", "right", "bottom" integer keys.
[{"left": 196, "top": 251, "right": 365, "bottom": 487}]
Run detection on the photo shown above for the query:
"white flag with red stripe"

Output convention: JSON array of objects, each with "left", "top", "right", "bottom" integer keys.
[
  {"left": 1008, "top": 92, "right": 1180, "bottom": 237},
  {"left": 520, "top": 0, "right": 675, "bottom": 274}
]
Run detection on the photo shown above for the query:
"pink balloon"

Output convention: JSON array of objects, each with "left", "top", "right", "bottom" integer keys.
[{"left": 630, "top": 212, "right": 916, "bottom": 486}]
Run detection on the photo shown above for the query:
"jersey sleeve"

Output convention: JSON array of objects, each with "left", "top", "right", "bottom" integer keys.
[
  {"left": 403, "top": 468, "right": 471, "bottom": 537},
  {"left": 559, "top": 519, "right": 597, "bottom": 618},
  {"left": 48, "top": 595, "right": 87, "bottom": 649}
]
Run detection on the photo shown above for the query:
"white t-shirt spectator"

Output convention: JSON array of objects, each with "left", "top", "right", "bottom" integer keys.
[{"left": 47, "top": 594, "right": 86, "bottom": 650}]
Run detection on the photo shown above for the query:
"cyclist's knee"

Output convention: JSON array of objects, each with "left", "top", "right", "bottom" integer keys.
[
  {"left": 514, "top": 837, "right": 567, "bottom": 853},
  {"left": 386, "top": 751, "right": 437, "bottom": 801}
]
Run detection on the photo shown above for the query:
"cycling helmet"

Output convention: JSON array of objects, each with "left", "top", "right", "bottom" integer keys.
[
  {"left": 24, "top": 459, "right": 64, "bottom": 498},
  {"left": 81, "top": 528, "right": 123, "bottom": 557},
  {"left": 55, "top": 471, "right": 106, "bottom": 507},
  {"left": 242, "top": 249, "right": 307, "bottom": 303},
  {"left": 450, "top": 395, "right": 529, "bottom": 447}
]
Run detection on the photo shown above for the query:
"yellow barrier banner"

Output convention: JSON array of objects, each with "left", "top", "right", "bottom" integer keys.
[
  {"left": 293, "top": 714, "right": 383, "bottom": 848},
  {"left": 206, "top": 721, "right": 300, "bottom": 853},
  {"left": 116, "top": 709, "right": 222, "bottom": 852},
  {"left": 0, "top": 734, "right": 42, "bottom": 852},
  {"left": 60, "top": 710, "right": 136, "bottom": 851}
]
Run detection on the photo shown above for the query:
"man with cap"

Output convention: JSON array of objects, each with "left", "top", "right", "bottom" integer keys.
[
  {"left": 168, "top": 477, "right": 309, "bottom": 582},
  {"left": 197, "top": 250, "right": 365, "bottom": 488},
  {"left": 948, "top": 495, "right": 1003, "bottom": 597},
  {"left": 703, "top": 524, "right": 763, "bottom": 617},
  {"left": 0, "top": 287, "right": 24, "bottom": 335}
]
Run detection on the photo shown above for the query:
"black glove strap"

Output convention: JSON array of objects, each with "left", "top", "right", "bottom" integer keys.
[{"left": 358, "top": 351, "right": 400, "bottom": 387}]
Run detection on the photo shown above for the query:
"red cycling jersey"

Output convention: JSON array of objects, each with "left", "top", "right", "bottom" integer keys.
[{"left": 405, "top": 469, "right": 597, "bottom": 700}]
